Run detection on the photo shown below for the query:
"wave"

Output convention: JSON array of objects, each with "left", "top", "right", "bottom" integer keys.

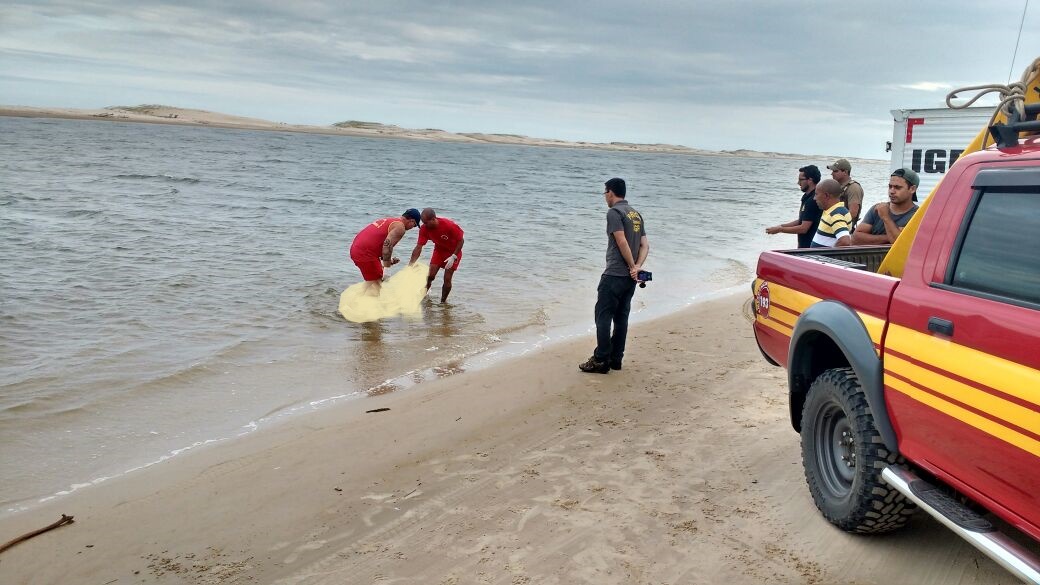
[
  {"left": 265, "top": 196, "right": 315, "bottom": 205},
  {"left": 666, "top": 192, "right": 761, "bottom": 206},
  {"left": 303, "top": 285, "right": 351, "bottom": 324},
  {"left": 113, "top": 173, "right": 201, "bottom": 184},
  {"left": 65, "top": 208, "right": 104, "bottom": 218},
  {"left": 208, "top": 202, "right": 271, "bottom": 212},
  {"left": 0, "top": 378, "right": 91, "bottom": 420},
  {"left": 0, "top": 397, "right": 88, "bottom": 420},
  {"left": 707, "top": 258, "right": 754, "bottom": 286},
  {"left": 489, "top": 306, "right": 548, "bottom": 337}
]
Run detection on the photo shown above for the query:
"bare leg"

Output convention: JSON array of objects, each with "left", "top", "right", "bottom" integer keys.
[
  {"left": 441, "top": 268, "right": 455, "bottom": 303},
  {"left": 363, "top": 279, "right": 381, "bottom": 296},
  {"left": 426, "top": 265, "right": 440, "bottom": 293}
]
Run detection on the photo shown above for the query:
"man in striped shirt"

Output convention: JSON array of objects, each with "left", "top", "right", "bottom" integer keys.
[{"left": 810, "top": 179, "right": 852, "bottom": 247}]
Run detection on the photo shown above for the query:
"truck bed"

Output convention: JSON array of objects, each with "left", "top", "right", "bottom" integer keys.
[{"left": 775, "top": 245, "right": 891, "bottom": 273}]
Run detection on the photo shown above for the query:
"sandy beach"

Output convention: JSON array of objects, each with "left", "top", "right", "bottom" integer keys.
[
  {"left": 0, "top": 293, "right": 1014, "bottom": 585},
  {"left": 0, "top": 105, "right": 867, "bottom": 161}
]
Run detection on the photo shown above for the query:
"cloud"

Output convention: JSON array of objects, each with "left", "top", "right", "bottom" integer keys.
[
  {"left": 1, "top": 0, "right": 1037, "bottom": 158},
  {"left": 898, "top": 82, "right": 954, "bottom": 92}
]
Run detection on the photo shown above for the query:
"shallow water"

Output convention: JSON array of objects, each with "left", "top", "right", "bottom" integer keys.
[{"left": 0, "top": 116, "right": 890, "bottom": 514}]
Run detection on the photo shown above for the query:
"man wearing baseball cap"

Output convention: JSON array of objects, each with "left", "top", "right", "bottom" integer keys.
[
  {"left": 852, "top": 168, "right": 920, "bottom": 245},
  {"left": 349, "top": 208, "right": 421, "bottom": 293},
  {"left": 827, "top": 158, "right": 864, "bottom": 229}
]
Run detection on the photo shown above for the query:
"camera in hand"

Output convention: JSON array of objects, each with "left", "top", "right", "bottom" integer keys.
[{"left": 637, "top": 270, "right": 652, "bottom": 288}]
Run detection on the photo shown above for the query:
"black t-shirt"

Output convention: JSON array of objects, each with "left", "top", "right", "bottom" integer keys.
[{"left": 798, "top": 190, "right": 823, "bottom": 248}]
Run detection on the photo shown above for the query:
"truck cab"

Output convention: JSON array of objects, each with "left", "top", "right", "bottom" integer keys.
[{"left": 883, "top": 143, "right": 1040, "bottom": 540}]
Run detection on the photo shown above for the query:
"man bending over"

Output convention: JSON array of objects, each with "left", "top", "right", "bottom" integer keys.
[{"left": 409, "top": 208, "right": 465, "bottom": 303}]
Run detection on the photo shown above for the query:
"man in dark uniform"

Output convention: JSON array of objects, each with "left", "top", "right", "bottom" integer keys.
[{"left": 765, "top": 165, "right": 823, "bottom": 248}]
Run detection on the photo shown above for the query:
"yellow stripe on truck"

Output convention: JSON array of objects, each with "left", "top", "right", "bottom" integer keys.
[
  {"left": 886, "top": 353, "right": 1040, "bottom": 435},
  {"left": 885, "top": 323, "right": 1040, "bottom": 457},
  {"left": 765, "top": 303, "right": 799, "bottom": 328},
  {"left": 887, "top": 324, "right": 1040, "bottom": 406},
  {"left": 759, "top": 281, "right": 885, "bottom": 353},
  {"left": 886, "top": 376, "right": 1040, "bottom": 459},
  {"left": 756, "top": 314, "right": 793, "bottom": 336},
  {"left": 759, "top": 283, "right": 1040, "bottom": 456},
  {"left": 859, "top": 313, "right": 885, "bottom": 352},
  {"left": 768, "top": 284, "right": 821, "bottom": 315}
]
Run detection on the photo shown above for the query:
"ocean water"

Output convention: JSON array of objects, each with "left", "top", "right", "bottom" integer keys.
[{"left": 0, "top": 116, "right": 890, "bottom": 515}]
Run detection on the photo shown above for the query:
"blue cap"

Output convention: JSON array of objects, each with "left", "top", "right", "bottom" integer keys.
[{"left": 403, "top": 208, "right": 421, "bottom": 226}]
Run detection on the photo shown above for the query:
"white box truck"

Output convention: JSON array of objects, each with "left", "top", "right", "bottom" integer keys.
[{"left": 888, "top": 106, "right": 992, "bottom": 197}]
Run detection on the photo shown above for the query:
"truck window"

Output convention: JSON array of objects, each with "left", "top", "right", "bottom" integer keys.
[{"left": 948, "top": 188, "right": 1040, "bottom": 307}]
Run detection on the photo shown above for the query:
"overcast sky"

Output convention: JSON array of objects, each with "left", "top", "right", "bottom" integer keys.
[{"left": 2, "top": 1, "right": 1038, "bottom": 158}]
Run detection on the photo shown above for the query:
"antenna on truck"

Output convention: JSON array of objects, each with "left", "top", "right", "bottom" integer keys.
[{"left": 1008, "top": 0, "right": 1030, "bottom": 84}]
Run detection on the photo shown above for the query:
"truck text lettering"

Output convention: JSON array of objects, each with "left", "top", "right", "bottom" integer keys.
[{"left": 910, "top": 149, "right": 965, "bottom": 174}]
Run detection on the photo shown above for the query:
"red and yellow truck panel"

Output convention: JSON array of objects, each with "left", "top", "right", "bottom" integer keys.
[{"left": 752, "top": 144, "right": 1040, "bottom": 554}]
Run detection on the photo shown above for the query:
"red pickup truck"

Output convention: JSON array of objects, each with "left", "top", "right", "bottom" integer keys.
[{"left": 753, "top": 133, "right": 1040, "bottom": 582}]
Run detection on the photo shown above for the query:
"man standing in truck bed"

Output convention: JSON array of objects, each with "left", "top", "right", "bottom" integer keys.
[
  {"left": 828, "top": 158, "right": 864, "bottom": 228},
  {"left": 852, "top": 168, "right": 920, "bottom": 245}
]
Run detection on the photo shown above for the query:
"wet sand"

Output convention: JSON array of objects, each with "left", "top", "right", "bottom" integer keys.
[{"left": 0, "top": 293, "right": 1020, "bottom": 584}]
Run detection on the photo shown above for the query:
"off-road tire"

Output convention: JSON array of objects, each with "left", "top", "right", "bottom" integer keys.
[{"left": 801, "top": 367, "right": 916, "bottom": 533}]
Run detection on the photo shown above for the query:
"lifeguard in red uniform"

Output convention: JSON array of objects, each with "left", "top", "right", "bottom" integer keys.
[
  {"left": 349, "top": 208, "right": 421, "bottom": 293},
  {"left": 408, "top": 208, "right": 465, "bottom": 303}
]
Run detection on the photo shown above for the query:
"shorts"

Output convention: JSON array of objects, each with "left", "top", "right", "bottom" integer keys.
[
  {"left": 431, "top": 248, "right": 462, "bottom": 270},
  {"left": 351, "top": 255, "right": 384, "bottom": 281}
]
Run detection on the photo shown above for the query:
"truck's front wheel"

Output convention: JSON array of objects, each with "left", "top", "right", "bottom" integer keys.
[{"left": 801, "top": 367, "right": 914, "bottom": 533}]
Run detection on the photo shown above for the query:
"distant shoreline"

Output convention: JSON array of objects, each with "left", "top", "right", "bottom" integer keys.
[{"left": 0, "top": 104, "right": 881, "bottom": 162}]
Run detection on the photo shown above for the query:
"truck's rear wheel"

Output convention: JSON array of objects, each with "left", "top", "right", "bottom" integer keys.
[{"left": 801, "top": 367, "right": 915, "bottom": 533}]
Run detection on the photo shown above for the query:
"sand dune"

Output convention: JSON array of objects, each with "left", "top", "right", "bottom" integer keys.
[{"left": 0, "top": 104, "right": 875, "bottom": 161}]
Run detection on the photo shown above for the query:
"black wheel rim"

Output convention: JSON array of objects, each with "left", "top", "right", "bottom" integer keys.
[{"left": 813, "top": 400, "right": 856, "bottom": 498}]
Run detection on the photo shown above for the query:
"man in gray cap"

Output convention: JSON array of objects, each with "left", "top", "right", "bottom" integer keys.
[
  {"left": 852, "top": 168, "right": 920, "bottom": 245},
  {"left": 827, "top": 158, "right": 864, "bottom": 228}
]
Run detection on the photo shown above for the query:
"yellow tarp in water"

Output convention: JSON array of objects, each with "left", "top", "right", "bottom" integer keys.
[{"left": 339, "top": 263, "right": 428, "bottom": 323}]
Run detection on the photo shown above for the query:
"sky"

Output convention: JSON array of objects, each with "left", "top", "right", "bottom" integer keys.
[{"left": 2, "top": 1, "right": 1039, "bottom": 159}]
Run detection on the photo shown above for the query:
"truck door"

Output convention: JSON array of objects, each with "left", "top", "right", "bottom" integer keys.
[{"left": 885, "top": 165, "right": 1040, "bottom": 538}]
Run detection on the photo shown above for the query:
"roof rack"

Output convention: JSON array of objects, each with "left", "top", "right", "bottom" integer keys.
[{"left": 989, "top": 102, "right": 1040, "bottom": 148}]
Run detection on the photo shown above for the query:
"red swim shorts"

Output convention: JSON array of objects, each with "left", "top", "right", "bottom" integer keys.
[
  {"left": 351, "top": 256, "right": 384, "bottom": 281},
  {"left": 431, "top": 248, "right": 462, "bottom": 270}
]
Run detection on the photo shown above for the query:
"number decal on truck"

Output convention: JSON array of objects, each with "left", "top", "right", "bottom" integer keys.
[{"left": 756, "top": 282, "right": 770, "bottom": 317}]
